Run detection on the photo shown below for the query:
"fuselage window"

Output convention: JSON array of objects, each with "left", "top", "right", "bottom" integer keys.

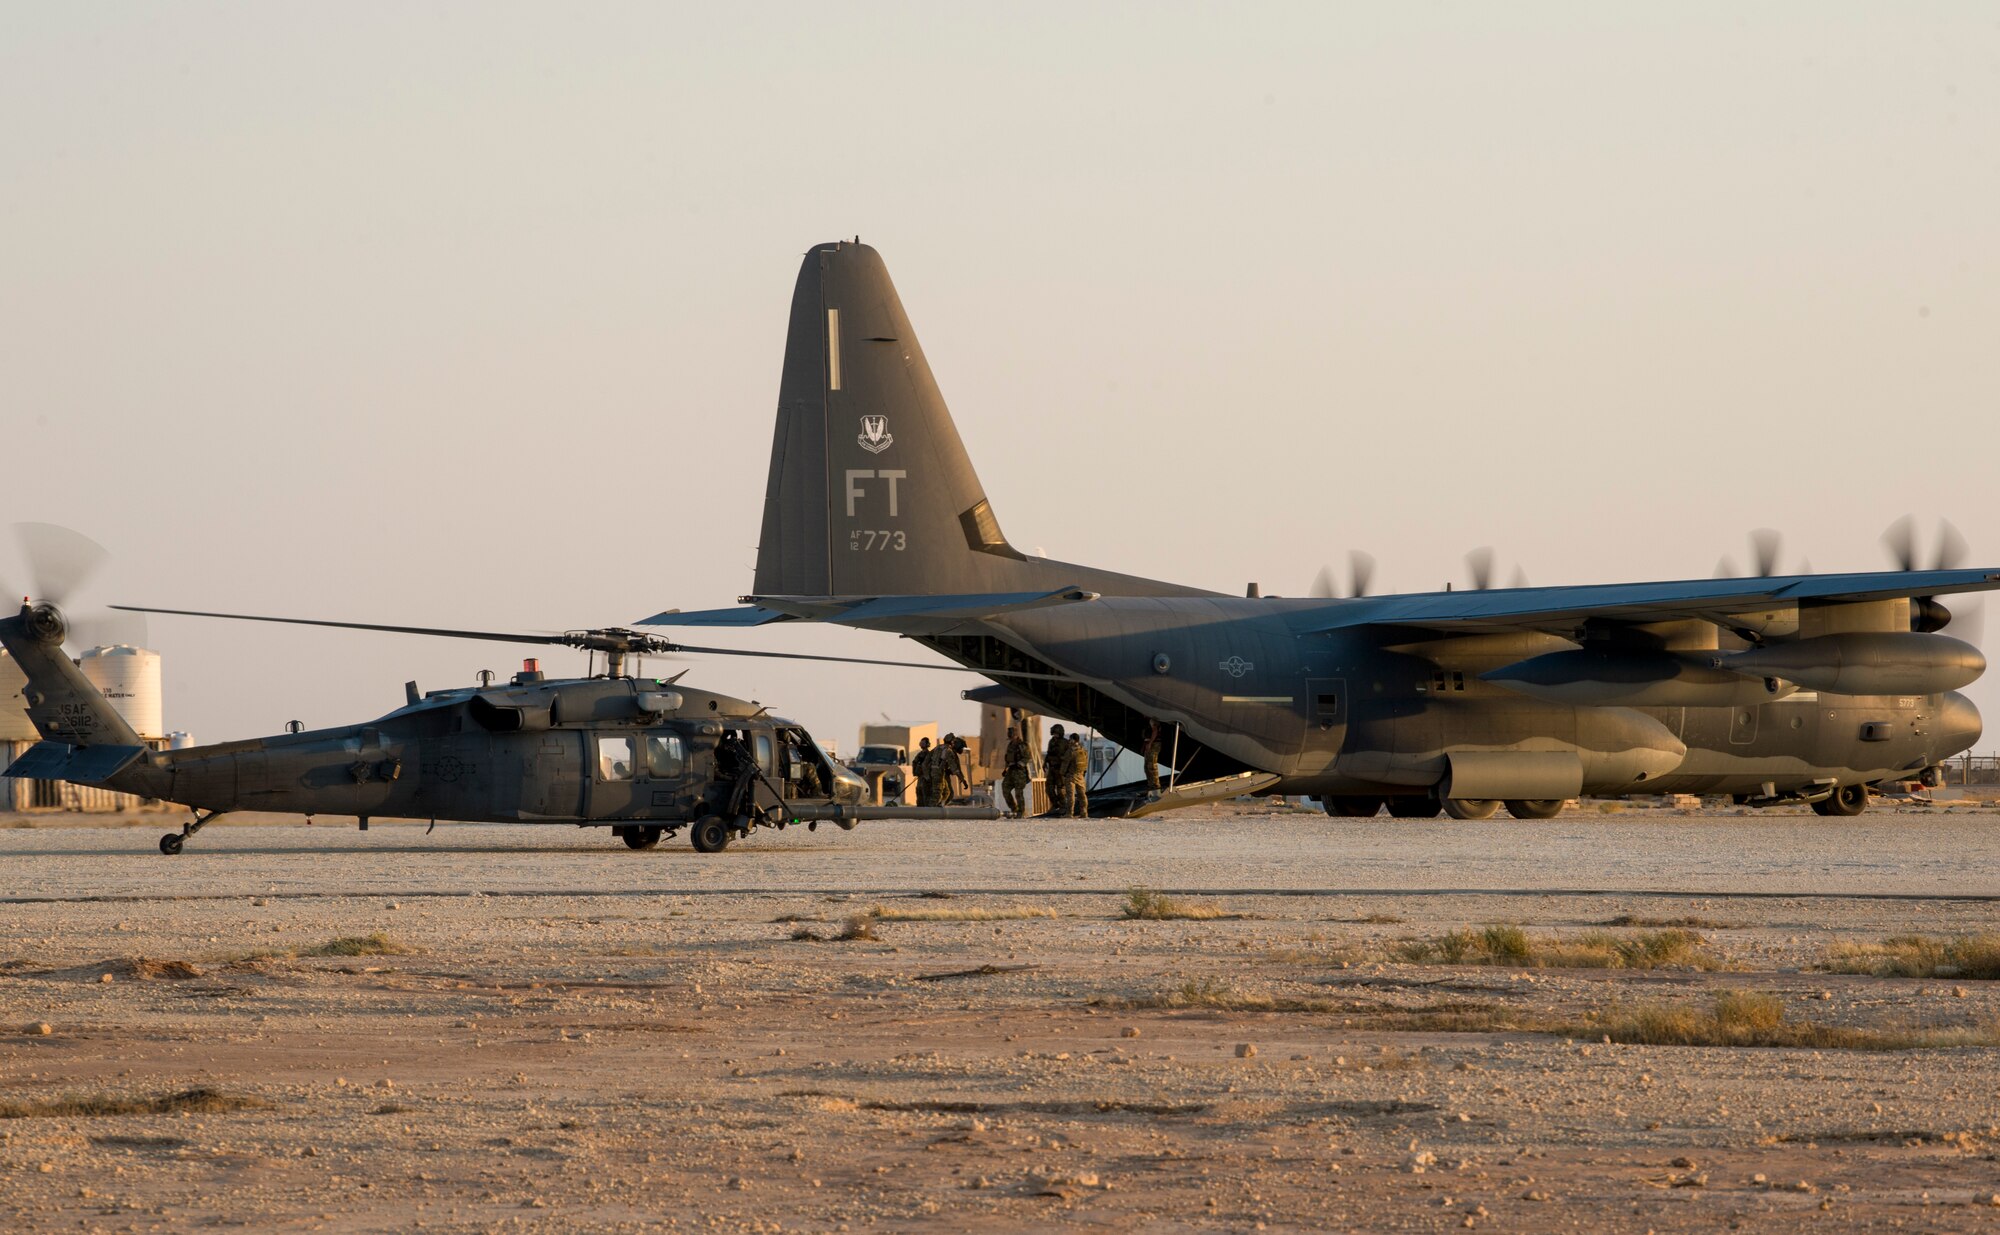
[
  {"left": 645, "top": 733, "right": 686, "bottom": 779},
  {"left": 754, "top": 733, "right": 776, "bottom": 777},
  {"left": 597, "top": 735, "right": 635, "bottom": 782}
]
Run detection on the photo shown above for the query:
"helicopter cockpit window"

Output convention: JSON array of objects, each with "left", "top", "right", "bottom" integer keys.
[
  {"left": 597, "top": 736, "right": 635, "bottom": 782},
  {"left": 644, "top": 733, "right": 685, "bottom": 780}
]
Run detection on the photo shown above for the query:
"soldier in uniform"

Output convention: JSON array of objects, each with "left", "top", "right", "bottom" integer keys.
[
  {"left": 936, "top": 732, "right": 966, "bottom": 805},
  {"left": 913, "top": 737, "right": 936, "bottom": 806},
  {"left": 1140, "top": 718, "right": 1162, "bottom": 797},
  {"left": 1001, "top": 726, "right": 1032, "bottom": 818},
  {"left": 1067, "top": 732, "right": 1090, "bottom": 817},
  {"left": 1041, "top": 724, "right": 1069, "bottom": 817}
]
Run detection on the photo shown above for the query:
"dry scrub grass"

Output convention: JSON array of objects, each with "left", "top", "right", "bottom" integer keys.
[
  {"left": 1097, "top": 977, "right": 1342, "bottom": 1014},
  {"left": 1393, "top": 925, "right": 1721, "bottom": 971},
  {"left": 865, "top": 903, "right": 1058, "bottom": 923},
  {"left": 1825, "top": 934, "right": 2000, "bottom": 980},
  {"left": 298, "top": 933, "right": 415, "bottom": 958},
  {"left": 0, "top": 1088, "right": 269, "bottom": 1119},
  {"left": 1122, "top": 888, "right": 1240, "bottom": 921},
  {"left": 789, "top": 914, "right": 880, "bottom": 943},
  {"left": 1599, "top": 914, "right": 1737, "bottom": 930},
  {"left": 1099, "top": 984, "right": 1999, "bottom": 1051}
]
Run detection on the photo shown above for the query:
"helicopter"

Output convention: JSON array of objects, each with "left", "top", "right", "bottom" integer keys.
[{"left": 1, "top": 586, "right": 1007, "bottom": 855}]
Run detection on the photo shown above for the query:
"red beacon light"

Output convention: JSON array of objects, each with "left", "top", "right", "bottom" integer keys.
[{"left": 523, "top": 658, "right": 540, "bottom": 674}]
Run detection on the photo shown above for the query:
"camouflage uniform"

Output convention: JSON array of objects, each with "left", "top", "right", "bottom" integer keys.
[
  {"left": 1141, "top": 719, "right": 1162, "bottom": 794},
  {"left": 1066, "top": 734, "right": 1090, "bottom": 818},
  {"left": 1001, "top": 732, "right": 1031, "bottom": 818},
  {"left": 1042, "top": 727, "right": 1070, "bottom": 817},
  {"left": 937, "top": 733, "right": 968, "bottom": 805},
  {"left": 913, "top": 739, "right": 936, "bottom": 807}
]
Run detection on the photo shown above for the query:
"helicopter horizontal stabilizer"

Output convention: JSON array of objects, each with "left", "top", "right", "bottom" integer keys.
[{"left": 4, "top": 740, "right": 147, "bottom": 786}]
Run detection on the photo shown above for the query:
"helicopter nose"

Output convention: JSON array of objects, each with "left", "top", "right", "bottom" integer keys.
[{"left": 1937, "top": 691, "right": 1983, "bottom": 757}]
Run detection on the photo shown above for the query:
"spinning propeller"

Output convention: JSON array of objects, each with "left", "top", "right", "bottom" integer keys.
[
  {"left": 1309, "top": 550, "right": 1377, "bottom": 599},
  {"left": 0, "top": 523, "right": 148, "bottom": 650},
  {"left": 1713, "top": 528, "right": 1805, "bottom": 579},
  {"left": 1882, "top": 516, "right": 1983, "bottom": 646},
  {"left": 1463, "top": 547, "right": 1529, "bottom": 592}
]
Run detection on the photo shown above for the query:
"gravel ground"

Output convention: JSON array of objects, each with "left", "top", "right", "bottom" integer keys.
[{"left": 4, "top": 802, "right": 2000, "bottom": 1232}]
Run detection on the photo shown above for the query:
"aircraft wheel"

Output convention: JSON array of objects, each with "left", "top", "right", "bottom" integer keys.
[
  {"left": 1386, "top": 798, "right": 1442, "bottom": 819},
  {"left": 1814, "top": 785, "right": 1869, "bottom": 817},
  {"left": 690, "top": 815, "right": 732, "bottom": 853},
  {"left": 1442, "top": 798, "right": 1500, "bottom": 820},
  {"left": 1323, "top": 796, "right": 1384, "bottom": 818},
  {"left": 619, "top": 826, "right": 662, "bottom": 850},
  {"left": 1504, "top": 799, "right": 1565, "bottom": 820},
  {"left": 158, "top": 833, "right": 184, "bottom": 856}
]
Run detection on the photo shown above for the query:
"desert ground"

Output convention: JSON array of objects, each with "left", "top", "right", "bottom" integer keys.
[{"left": 6, "top": 801, "right": 2000, "bottom": 1232}]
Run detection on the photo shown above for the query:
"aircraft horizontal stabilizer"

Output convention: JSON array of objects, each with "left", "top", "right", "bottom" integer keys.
[
  {"left": 4, "top": 741, "right": 147, "bottom": 786},
  {"left": 643, "top": 588, "right": 1099, "bottom": 633}
]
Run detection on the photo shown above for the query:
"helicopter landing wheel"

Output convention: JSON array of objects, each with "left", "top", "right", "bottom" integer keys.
[
  {"left": 617, "top": 826, "right": 662, "bottom": 850},
  {"left": 690, "top": 815, "right": 732, "bottom": 854},
  {"left": 159, "top": 833, "right": 184, "bottom": 856}
]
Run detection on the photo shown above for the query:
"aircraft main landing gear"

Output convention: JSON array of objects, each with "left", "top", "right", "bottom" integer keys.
[
  {"left": 1811, "top": 784, "right": 1870, "bottom": 817},
  {"left": 1504, "top": 799, "right": 1565, "bottom": 820},
  {"left": 1322, "top": 796, "right": 1384, "bottom": 818},
  {"left": 1386, "top": 798, "right": 1443, "bottom": 819},
  {"left": 690, "top": 815, "right": 733, "bottom": 853},
  {"left": 159, "top": 810, "right": 225, "bottom": 855},
  {"left": 617, "top": 826, "right": 663, "bottom": 850},
  {"left": 1442, "top": 799, "right": 1499, "bottom": 820}
]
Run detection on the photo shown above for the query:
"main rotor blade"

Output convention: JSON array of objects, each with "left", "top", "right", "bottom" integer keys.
[
  {"left": 665, "top": 643, "right": 1073, "bottom": 681},
  {"left": 112, "top": 605, "right": 578, "bottom": 647},
  {"left": 15, "top": 523, "right": 109, "bottom": 606},
  {"left": 114, "top": 604, "right": 1074, "bottom": 680}
]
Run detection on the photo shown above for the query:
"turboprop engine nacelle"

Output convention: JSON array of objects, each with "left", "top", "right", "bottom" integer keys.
[
  {"left": 1482, "top": 649, "right": 1797, "bottom": 709},
  {"left": 1725, "top": 631, "right": 1984, "bottom": 697}
]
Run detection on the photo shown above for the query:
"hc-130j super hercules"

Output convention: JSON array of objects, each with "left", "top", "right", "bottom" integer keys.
[
  {"left": 643, "top": 239, "right": 1994, "bottom": 820},
  {"left": 0, "top": 533, "right": 998, "bottom": 854}
]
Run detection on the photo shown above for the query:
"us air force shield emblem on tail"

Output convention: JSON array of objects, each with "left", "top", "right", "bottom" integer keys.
[{"left": 858, "top": 415, "right": 893, "bottom": 454}]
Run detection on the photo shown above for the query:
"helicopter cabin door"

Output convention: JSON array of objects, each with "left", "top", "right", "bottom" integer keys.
[{"left": 588, "top": 732, "right": 642, "bottom": 819}]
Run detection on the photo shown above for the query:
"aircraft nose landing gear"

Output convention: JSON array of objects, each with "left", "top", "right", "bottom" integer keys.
[{"left": 159, "top": 810, "right": 225, "bottom": 856}]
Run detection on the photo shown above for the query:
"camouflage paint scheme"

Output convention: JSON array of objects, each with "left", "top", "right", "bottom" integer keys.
[
  {"left": 0, "top": 601, "right": 987, "bottom": 853},
  {"left": 645, "top": 241, "right": 1992, "bottom": 814}
]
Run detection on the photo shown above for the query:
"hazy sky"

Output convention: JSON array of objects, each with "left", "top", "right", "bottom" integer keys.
[{"left": 3, "top": 3, "right": 1995, "bottom": 750}]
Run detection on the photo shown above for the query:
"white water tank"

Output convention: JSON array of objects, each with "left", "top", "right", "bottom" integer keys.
[
  {"left": 167, "top": 731, "right": 196, "bottom": 750},
  {"left": 0, "top": 649, "right": 34, "bottom": 742},
  {"left": 78, "top": 645, "right": 165, "bottom": 740}
]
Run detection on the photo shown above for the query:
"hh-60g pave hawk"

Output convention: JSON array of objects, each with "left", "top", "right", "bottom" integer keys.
[
  {"left": 0, "top": 533, "right": 1002, "bottom": 854},
  {"left": 643, "top": 239, "right": 1995, "bottom": 821}
]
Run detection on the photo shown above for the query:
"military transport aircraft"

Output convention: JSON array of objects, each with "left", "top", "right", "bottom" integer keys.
[{"left": 641, "top": 240, "right": 1994, "bottom": 820}]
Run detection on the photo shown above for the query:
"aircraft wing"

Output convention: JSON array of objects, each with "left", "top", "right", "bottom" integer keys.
[{"left": 1292, "top": 568, "right": 2000, "bottom": 635}]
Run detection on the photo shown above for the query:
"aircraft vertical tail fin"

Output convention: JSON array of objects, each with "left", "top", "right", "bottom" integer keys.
[
  {"left": 753, "top": 241, "right": 1193, "bottom": 602},
  {"left": 0, "top": 603, "right": 144, "bottom": 749}
]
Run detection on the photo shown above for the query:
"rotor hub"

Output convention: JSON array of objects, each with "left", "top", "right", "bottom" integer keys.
[{"left": 25, "top": 602, "right": 66, "bottom": 645}]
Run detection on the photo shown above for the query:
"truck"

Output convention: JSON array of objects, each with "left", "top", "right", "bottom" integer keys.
[{"left": 850, "top": 721, "right": 938, "bottom": 806}]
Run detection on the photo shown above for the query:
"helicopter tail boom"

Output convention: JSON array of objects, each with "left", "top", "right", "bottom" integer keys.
[{"left": 0, "top": 602, "right": 145, "bottom": 749}]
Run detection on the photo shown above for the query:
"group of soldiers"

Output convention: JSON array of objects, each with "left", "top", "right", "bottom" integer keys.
[
  {"left": 995, "top": 723, "right": 1092, "bottom": 818},
  {"left": 911, "top": 733, "right": 970, "bottom": 806}
]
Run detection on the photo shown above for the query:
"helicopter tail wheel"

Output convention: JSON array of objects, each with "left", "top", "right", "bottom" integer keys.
[
  {"left": 157, "top": 810, "right": 223, "bottom": 856},
  {"left": 690, "top": 815, "right": 733, "bottom": 853}
]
